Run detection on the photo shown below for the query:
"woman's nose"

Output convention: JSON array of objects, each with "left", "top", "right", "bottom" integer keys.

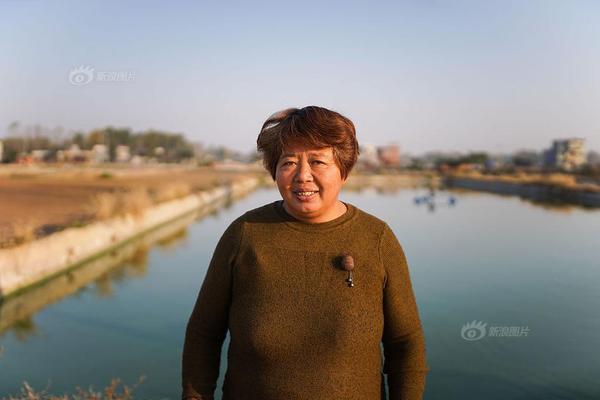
[{"left": 294, "top": 160, "right": 313, "bottom": 182}]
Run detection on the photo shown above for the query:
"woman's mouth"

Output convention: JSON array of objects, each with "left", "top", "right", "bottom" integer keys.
[{"left": 293, "top": 190, "right": 319, "bottom": 201}]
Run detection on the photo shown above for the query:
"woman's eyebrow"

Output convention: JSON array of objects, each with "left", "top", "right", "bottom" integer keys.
[
  {"left": 281, "top": 152, "right": 331, "bottom": 158},
  {"left": 309, "top": 152, "right": 329, "bottom": 157}
]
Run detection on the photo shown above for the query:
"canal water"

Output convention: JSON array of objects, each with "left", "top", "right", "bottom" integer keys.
[{"left": 1, "top": 187, "right": 599, "bottom": 399}]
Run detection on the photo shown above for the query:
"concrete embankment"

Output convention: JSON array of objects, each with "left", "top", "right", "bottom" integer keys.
[
  {"left": 0, "top": 209, "right": 199, "bottom": 333},
  {"left": 0, "top": 177, "right": 261, "bottom": 300},
  {"left": 345, "top": 172, "right": 438, "bottom": 191},
  {"left": 445, "top": 176, "right": 600, "bottom": 207}
]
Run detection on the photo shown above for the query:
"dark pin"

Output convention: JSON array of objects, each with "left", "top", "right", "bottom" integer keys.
[{"left": 341, "top": 253, "right": 355, "bottom": 287}]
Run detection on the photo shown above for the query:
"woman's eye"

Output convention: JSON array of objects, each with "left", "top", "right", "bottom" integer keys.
[{"left": 312, "top": 160, "right": 325, "bottom": 165}]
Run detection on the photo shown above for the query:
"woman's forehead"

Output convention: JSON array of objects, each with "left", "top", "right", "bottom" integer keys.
[{"left": 281, "top": 146, "right": 333, "bottom": 158}]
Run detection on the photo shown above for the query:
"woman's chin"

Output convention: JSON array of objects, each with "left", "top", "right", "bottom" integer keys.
[{"left": 285, "top": 199, "right": 321, "bottom": 217}]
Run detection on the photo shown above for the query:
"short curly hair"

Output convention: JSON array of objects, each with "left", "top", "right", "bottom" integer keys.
[{"left": 256, "top": 106, "right": 359, "bottom": 181}]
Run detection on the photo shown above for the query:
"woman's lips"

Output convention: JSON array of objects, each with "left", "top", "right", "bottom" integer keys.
[{"left": 293, "top": 190, "right": 319, "bottom": 201}]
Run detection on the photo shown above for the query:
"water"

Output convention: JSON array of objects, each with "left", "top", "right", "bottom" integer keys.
[{"left": 1, "top": 187, "right": 599, "bottom": 399}]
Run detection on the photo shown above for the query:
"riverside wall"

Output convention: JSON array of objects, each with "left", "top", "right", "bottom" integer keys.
[
  {"left": 445, "top": 176, "right": 600, "bottom": 207},
  {"left": 0, "top": 177, "right": 261, "bottom": 300}
]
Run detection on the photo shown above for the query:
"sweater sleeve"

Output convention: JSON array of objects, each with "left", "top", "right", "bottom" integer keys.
[
  {"left": 181, "top": 217, "right": 244, "bottom": 400},
  {"left": 379, "top": 223, "right": 428, "bottom": 400}
]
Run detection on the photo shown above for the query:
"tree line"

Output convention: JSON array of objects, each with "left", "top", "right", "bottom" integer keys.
[{"left": 1, "top": 126, "right": 196, "bottom": 163}]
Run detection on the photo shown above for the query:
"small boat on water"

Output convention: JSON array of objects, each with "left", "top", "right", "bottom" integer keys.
[{"left": 413, "top": 193, "right": 457, "bottom": 207}]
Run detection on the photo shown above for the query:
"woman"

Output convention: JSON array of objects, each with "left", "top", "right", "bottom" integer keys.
[{"left": 182, "top": 106, "right": 428, "bottom": 400}]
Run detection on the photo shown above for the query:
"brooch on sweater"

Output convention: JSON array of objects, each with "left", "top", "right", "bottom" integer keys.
[{"left": 339, "top": 253, "right": 355, "bottom": 288}]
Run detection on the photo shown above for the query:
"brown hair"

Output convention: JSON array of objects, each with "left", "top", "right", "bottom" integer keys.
[{"left": 256, "top": 106, "right": 359, "bottom": 180}]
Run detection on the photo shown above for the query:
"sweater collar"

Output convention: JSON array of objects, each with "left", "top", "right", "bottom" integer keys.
[{"left": 273, "top": 200, "right": 357, "bottom": 232}]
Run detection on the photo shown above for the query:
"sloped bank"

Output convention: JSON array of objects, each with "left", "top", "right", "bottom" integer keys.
[
  {"left": 0, "top": 177, "right": 261, "bottom": 300},
  {"left": 445, "top": 176, "right": 600, "bottom": 208}
]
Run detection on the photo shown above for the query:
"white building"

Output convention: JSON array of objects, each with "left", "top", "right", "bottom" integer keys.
[
  {"left": 31, "top": 149, "right": 49, "bottom": 162},
  {"left": 543, "top": 138, "right": 586, "bottom": 171},
  {"left": 358, "top": 143, "right": 380, "bottom": 170},
  {"left": 91, "top": 144, "right": 109, "bottom": 163},
  {"left": 115, "top": 145, "right": 131, "bottom": 163}
]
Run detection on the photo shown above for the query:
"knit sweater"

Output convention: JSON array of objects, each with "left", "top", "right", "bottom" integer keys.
[{"left": 182, "top": 200, "right": 428, "bottom": 400}]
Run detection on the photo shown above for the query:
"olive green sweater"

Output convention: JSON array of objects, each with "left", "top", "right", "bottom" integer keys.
[{"left": 182, "top": 200, "right": 428, "bottom": 400}]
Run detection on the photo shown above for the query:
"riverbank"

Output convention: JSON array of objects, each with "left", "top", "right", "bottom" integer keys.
[
  {"left": 0, "top": 165, "right": 262, "bottom": 247},
  {"left": 0, "top": 201, "right": 223, "bottom": 334},
  {"left": 345, "top": 171, "right": 440, "bottom": 191},
  {"left": 444, "top": 172, "right": 600, "bottom": 207},
  {"left": 0, "top": 176, "right": 261, "bottom": 300}
]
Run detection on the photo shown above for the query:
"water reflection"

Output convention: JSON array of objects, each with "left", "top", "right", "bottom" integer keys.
[
  {"left": 155, "top": 228, "right": 188, "bottom": 251},
  {"left": 413, "top": 189, "right": 458, "bottom": 213}
]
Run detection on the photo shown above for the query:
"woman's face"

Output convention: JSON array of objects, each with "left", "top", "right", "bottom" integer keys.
[{"left": 275, "top": 145, "right": 346, "bottom": 223}]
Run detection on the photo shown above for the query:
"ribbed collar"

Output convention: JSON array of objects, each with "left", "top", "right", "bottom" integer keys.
[{"left": 272, "top": 200, "right": 357, "bottom": 232}]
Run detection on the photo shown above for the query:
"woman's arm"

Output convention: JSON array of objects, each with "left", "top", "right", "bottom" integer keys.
[
  {"left": 379, "top": 223, "right": 429, "bottom": 400},
  {"left": 181, "top": 218, "right": 244, "bottom": 400}
]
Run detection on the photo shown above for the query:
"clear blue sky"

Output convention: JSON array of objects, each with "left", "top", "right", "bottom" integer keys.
[{"left": 1, "top": 0, "right": 599, "bottom": 154}]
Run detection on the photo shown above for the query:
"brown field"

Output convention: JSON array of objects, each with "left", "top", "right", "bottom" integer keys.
[{"left": 0, "top": 165, "right": 265, "bottom": 247}]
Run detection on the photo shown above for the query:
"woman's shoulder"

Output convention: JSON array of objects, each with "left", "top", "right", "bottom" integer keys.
[
  {"left": 348, "top": 203, "right": 389, "bottom": 232},
  {"left": 226, "top": 201, "right": 280, "bottom": 229}
]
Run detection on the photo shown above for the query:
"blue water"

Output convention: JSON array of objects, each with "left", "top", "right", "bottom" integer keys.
[{"left": 1, "top": 187, "right": 599, "bottom": 399}]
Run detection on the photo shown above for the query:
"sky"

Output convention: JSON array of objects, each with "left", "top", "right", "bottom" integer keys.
[{"left": 1, "top": 0, "right": 599, "bottom": 155}]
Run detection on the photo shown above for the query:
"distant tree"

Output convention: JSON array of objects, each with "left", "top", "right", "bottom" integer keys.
[
  {"left": 461, "top": 152, "right": 489, "bottom": 165},
  {"left": 512, "top": 150, "right": 541, "bottom": 167},
  {"left": 407, "top": 158, "right": 425, "bottom": 170},
  {"left": 1, "top": 124, "right": 197, "bottom": 163},
  {"left": 72, "top": 132, "right": 87, "bottom": 149},
  {"left": 1, "top": 137, "right": 26, "bottom": 162}
]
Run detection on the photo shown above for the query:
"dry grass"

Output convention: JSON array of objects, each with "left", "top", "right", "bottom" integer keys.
[
  {"left": 87, "top": 193, "right": 119, "bottom": 220},
  {"left": 11, "top": 219, "right": 39, "bottom": 243},
  {"left": 87, "top": 185, "right": 186, "bottom": 221},
  {"left": 0, "top": 165, "right": 264, "bottom": 247},
  {"left": 0, "top": 219, "right": 41, "bottom": 248},
  {"left": 119, "top": 188, "right": 153, "bottom": 218},
  {"left": 150, "top": 182, "right": 191, "bottom": 203},
  {"left": 449, "top": 171, "right": 600, "bottom": 192},
  {"left": 1, "top": 376, "right": 145, "bottom": 400}
]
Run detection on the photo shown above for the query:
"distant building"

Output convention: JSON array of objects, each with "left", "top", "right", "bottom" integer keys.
[
  {"left": 377, "top": 144, "right": 401, "bottom": 168},
  {"left": 154, "top": 146, "right": 165, "bottom": 157},
  {"left": 358, "top": 143, "right": 379, "bottom": 170},
  {"left": 543, "top": 138, "right": 586, "bottom": 171},
  {"left": 115, "top": 145, "right": 131, "bottom": 163},
  {"left": 31, "top": 149, "right": 50, "bottom": 162},
  {"left": 588, "top": 150, "right": 600, "bottom": 166},
  {"left": 131, "top": 155, "right": 145, "bottom": 165},
  {"left": 57, "top": 144, "right": 88, "bottom": 163},
  {"left": 485, "top": 155, "right": 509, "bottom": 171},
  {"left": 0, "top": 140, "right": 3, "bottom": 162},
  {"left": 511, "top": 150, "right": 542, "bottom": 169},
  {"left": 91, "top": 144, "right": 109, "bottom": 163}
]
